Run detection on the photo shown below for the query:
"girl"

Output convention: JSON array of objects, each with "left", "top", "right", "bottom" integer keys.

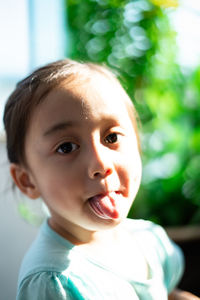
[{"left": 3, "top": 59, "right": 197, "bottom": 299}]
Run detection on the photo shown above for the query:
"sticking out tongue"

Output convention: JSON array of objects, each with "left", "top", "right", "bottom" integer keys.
[{"left": 88, "top": 192, "right": 121, "bottom": 219}]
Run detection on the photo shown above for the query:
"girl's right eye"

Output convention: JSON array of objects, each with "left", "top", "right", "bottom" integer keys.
[{"left": 56, "top": 142, "right": 79, "bottom": 154}]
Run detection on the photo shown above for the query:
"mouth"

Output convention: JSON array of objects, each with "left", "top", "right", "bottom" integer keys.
[{"left": 88, "top": 191, "right": 123, "bottom": 220}]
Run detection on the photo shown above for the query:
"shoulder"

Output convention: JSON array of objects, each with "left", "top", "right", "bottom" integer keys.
[
  {"left": 123, "top": 218, "right": 165, "bottom": 237},
  {"left": 124, "top": 218, "right": 184, "bottom": 292},
  {"left": 123, "top": 218, "right": 184, "bottom": 262},
  {"left": 18, "top": 220, "right": 74, "bottom": 289},
  {"left": 124, "top": 218, "right": 176, "bottom": 247},
  {"left": 17, "top": 271, "right": 75, "bottom": 300}
]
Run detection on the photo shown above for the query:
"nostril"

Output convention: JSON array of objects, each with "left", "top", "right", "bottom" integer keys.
[
  {"left": 93, "top": 168, "right": 112, "bottom": 178},
  {"left": 93, "top": 171, "right": 99, "bottom": 177},
  {"left": 105, "top": 168, "right": 112, "bottom": 176}
]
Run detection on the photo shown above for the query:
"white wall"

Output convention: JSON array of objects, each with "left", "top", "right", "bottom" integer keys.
[
  {"left": 0, "top": 140, "right": 39, "bottom": 300},
  {"left": 0, "top": 0, "right": 67, "bottom": 131},
  {"left": 0, "top": 0, "right": 67, "bottom": 298}
]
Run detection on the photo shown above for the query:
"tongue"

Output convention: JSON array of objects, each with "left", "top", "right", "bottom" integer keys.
[{"left": 89, "top": 193, "right": 120, "bottom": 219}]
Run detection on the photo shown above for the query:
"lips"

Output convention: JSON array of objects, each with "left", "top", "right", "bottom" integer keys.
[{"left": 88, "top": 192, "right": 122, "bottom": 220}]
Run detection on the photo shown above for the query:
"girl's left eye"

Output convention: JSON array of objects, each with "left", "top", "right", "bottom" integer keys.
[
  {"left": 104, "top": 133, "right": 119, "bottom": 144},
  {"left": 56, "top": 142, "right": 79, "bottom": 154}
]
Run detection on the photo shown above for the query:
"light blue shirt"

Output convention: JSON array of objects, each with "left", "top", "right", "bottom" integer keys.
[{"left": 17, "top": 219, "right": 184, "bottom": 300}]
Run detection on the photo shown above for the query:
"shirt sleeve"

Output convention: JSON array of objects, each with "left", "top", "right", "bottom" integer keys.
[
  {"left": 151, "top": 223, "right": 185, "bottom": 293},
  {"left": 17, "top": 272, "right": 81, "bottom": 300}
]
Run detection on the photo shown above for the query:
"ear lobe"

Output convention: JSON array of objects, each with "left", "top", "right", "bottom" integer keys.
[{"left": 10, "top": 163, "right": 40, "bottom": 199}]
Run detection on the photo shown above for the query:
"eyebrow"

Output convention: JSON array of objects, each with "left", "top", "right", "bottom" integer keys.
[{"left": 43, "top": 121, "right": 76, "bottom": 137}]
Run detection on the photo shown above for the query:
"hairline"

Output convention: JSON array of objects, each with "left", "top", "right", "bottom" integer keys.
[{"left": 4, "top": 60, "right": 140, "bottom": 165}]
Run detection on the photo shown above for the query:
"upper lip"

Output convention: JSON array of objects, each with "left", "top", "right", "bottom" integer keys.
[{"left": 87, "top": 190, "right": 121, "bottom": 201}]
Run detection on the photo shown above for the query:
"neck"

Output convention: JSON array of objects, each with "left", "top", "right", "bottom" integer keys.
[{"left": 48, "top": 217, "right": 120, "bottom": 246}]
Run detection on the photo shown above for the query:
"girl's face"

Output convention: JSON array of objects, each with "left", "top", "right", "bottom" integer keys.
[{"left": 23, "top": 75, "right": 142, "bottom": 243}]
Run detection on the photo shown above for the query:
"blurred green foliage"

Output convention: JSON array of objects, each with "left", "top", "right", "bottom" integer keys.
[{"left": 67, "top": 0, "right": 200, "bottom": 226}]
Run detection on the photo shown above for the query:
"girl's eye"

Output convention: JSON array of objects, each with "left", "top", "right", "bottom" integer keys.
[
  {"left": 105, "top": 133, "right": 118, "bottom": 144},
  {"left": 56, "top": 142, "right": 78, "bottom": 154}
]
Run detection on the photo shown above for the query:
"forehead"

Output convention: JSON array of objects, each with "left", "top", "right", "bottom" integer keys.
[
  {"left": 27, "top": 73, "right": 134, "bottom": 137},
  {"left": 74, "top": 75, "right": 130, "bottom": 115},
  {"left": 46, "top": 74, "right": 128, "bottom": 112}
]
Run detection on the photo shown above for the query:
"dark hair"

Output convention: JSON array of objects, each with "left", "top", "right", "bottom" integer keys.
[{"left": 3, "top": 59, "right": 140, "bottom": 165}]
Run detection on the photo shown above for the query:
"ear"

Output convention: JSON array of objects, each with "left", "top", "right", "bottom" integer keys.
[{"left": 10, "top": 163, "right": 40, "bottom": 199}]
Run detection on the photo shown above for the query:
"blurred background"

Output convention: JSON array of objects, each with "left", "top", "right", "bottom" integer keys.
[{"left": 0, "top": 0, "right": 200, "bottom": 299}]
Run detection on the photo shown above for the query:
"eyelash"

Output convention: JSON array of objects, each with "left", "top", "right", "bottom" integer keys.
[
  {"left": 56, "top": 142, "right": 79, "bottom": 154},
  {"left": 56, "top": 132, "right": 122, "bottom": 155},
  {"left": 104, "top": 132, "right": 119, "bottom": 144}
]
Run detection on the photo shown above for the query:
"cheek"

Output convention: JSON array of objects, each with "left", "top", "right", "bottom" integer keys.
[
  {"left": 37, "top": 175, "right": 80, "bottom": 214},
  {"left": 120, "top": 147, "right": 142, "bottom": 192},
  {"left": 132, "top": 152, "right": 142, "bottom": 179},
  {"left": 38, "top": 161, "right": 85, "bottom": 195},
  {"left": 41, "top": 174, "right": 76, "bottom": 196}
]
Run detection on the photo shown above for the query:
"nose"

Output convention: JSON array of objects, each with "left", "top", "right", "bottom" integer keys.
[{"left": 87, "top": 142, "right": 113, "bottom": 179}]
